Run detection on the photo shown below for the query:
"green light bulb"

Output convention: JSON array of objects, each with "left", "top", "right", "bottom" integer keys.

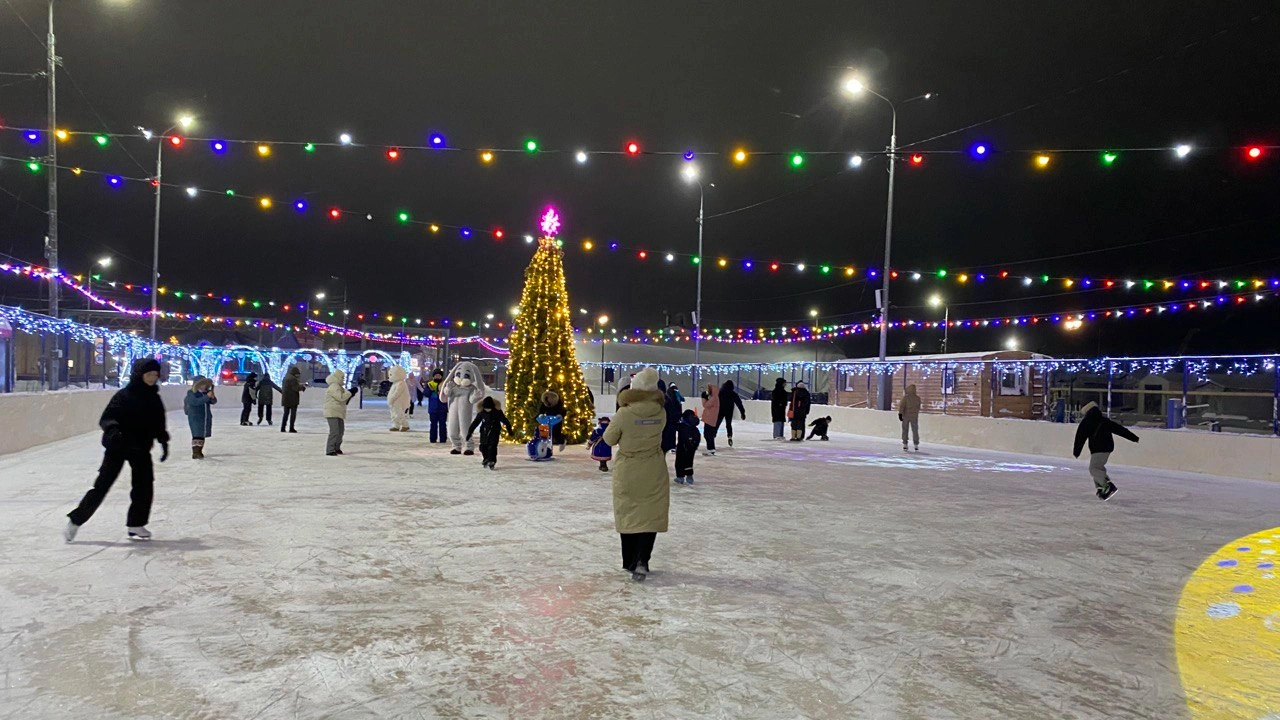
[
  {"left": 1042, "top": 275, "right": 1050, "bottom": 283},
  {"left": 937, "top": 269, "right": 948, "bottom": 278},
  {"left": 820, "top": 265, "right": 831, "bottom": 274},
  {"left": 225, "top": 189, "right": 235, "bottom": 196},
  {"left": 398, "top": 212, "right": 410, "bottom": 223},
  {"left": 94, "top": 135, "right": 109, "bottom": 146},
  {"left": 790, "top": 153, "right": 804, "bottom": 167},
  {"left": 26, "top": 162, "right": 40, "bottom": 173},
  {"left": 691, "top": 257, "right": 700, "bottom": 264},
  {"left": 1101, "top": 152, "right": 1117, "bottom": 165},
  {"left": 303, "top": 143, "right": 315, "bottom": 153},
  {"left": 525, "top": 139, "right": 538, "bottom": 153}
]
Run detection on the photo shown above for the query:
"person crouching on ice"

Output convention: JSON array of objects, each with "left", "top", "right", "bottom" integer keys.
[
  {"left": 588, "top": 417, "right": 613, "bottom": 471},
  {"left": 807, "top": 416, "right": 832, "bottom": 441},
  {"left": 64, "top": 358, "right": 170, "bottom": 543},
  {"left": 1072, "top": 401, "right": 1138, "bottom": 501},
  {"left": 467, "top": 397, "right": 513, "bottom": 470},
  {"left": 674, "top": 409, "right": 702, "bottom": 485},
  {"left": 538, "top": 390, "right": 567, "bottom": 451},
  {"left": 184, "top": 376, "right": 217, "bottom": 459}
]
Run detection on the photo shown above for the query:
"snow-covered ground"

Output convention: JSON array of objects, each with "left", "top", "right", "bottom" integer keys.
[{"left": 1, "top": 402, "right": 1277, "bottom": 719}]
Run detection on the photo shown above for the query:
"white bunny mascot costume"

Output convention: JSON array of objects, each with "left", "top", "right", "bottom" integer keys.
[
  {"left": 386, "top": 365, "right": 411, "bottom": 431},
  {"left": 441, "top": 360, "right": 488, "bottom": 454}
]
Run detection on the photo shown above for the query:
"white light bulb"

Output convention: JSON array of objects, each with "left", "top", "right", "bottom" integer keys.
[
  {"left": 575, "top": 151, "right": 588, "bottom": 164},
  {"left": 665, "top": 253, "right": 675, "bottom": 262},
  {"left": 849, "top": 155, "right": 863, "bottom": 168},
  {"left": 1175, "top": 144, "right": 1192, "bottom": 158},
  {"left": 796, "top": 263, "right": 806, "bottom": 271},
  {"left": 339, "top": 133, "right": 353, "bottom": 145},
  {"left": 185, "top": 186, "right": 198, "bottom": 197}
]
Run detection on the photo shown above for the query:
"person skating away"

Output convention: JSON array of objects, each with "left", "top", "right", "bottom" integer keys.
[
  {"left": 1073, "top": 401, "right": 1138, "bottom": 501},
  {"left": 279, "top": 366, "right": 305, "bottom": 433},
  {"left": 255, "top": 371, "right": 281, "bottom": 425},
  {"left": 788, "top": 381, "right": 812, "bottom": 441},
  {"left": 807, "top": 416, "right": 833, "bottom": 441},
  {"left": 184, "top": 376, "right": 217, "bottom": 459},
  {"left": 239, "top": 371, "right": 258, "bottom": 426},
  {"left": 898, "top": 383, "right": 922, "bottom": 451},
  {"left": 602, "top": 368, "right": 670, "bottom": 582},
  {"left": 588, "top": 417, "right": 613, "bottom": 471},
  {"left": 538, "top": 389, "right": 568, "bottom": 451},
  {"left": 467, "top": 396, "right": 514, "bottom": 470},
  {"left": 660, "top": 380, "right": 682, "bottom": 453},
  {"left": 700, "top": 383, "right": 720, "bottom": 455},
  {"left": 674, "top": 409, "right": 702, "bottom": 485},
  {"left": 769, "top": 377, "right": 789, "bottom": 440},
  {"left": 63, "top": 358, "right": 170, "bottom": 543},
  {"left": 323, "top": 370, "right": 359, "bottom": 456},
  {"left": 426, "top": 369, "right": 448, "bottom": 444},
  {"left": 386, "top": 366, "right": 412, "bottom": 432},
  {"left": 716, "top": 380, "right": 747, "bottom": 447}
]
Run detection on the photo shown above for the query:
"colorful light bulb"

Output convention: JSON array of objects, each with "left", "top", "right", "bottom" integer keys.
[
  {"left": 524, "top": 139, "right": 538, "bottom": 153},
  {"left": 386, "top": 147, "right": 400, "bottom": 160},
  {"left": 626, "top": 141, "right": 640, "bottom": 155},
  {"left": 168, "top": 135, "right": 184, "bottom": 147},
  {"left": 256, "top": 144, "right": 271, "bottom": 156},
  {"left": 94, "top": 135, "right": 109, "bottom": 147}
]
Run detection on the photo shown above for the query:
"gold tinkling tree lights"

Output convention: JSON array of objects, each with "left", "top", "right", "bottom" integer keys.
[{"left": 505, "top": 208, "right": 595, "bottom": 443}]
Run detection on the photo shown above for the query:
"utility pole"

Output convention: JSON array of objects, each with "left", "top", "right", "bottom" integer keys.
[{"left": 44, "top": 0, "right": 60, "bottom": 389}]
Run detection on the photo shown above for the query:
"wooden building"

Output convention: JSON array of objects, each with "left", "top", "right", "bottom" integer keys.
[{"left": 831, "top": 351, "right": 1052, "bottom": 420}]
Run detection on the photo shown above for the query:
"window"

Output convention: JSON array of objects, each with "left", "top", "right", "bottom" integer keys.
[
  {"left": 999, "top": 367, "right": 1028, "bottom": 396},
  {"left": 941, "top": 367, "right": 956, "bottom": 395}
]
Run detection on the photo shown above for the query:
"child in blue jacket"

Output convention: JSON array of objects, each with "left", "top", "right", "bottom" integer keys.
[{"left": 587, "top": 417, "right": 612, "bottom": 471}]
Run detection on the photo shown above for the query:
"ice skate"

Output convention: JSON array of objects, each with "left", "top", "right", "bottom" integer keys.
[
  {"left": 599, "top": 461, "right": 609, "bottom": 472},
  {"left": 63, "top": 521, "right": 78, "bottom": 543},
  {"left": 463, "top": 449, "right": 475, "bottom": 456},
  {"left": 450, "top": 449, "right": 462, "bottom": 455},
  {"left": 914, "top": 445, "right": 919, "bottom": 452},
  {"left": 1099, "top": 482, "right": 1118, "bottom": 501},
  {"left": 903, "top": 444, "right": 909, "bottom": 451},
  {"left": 727, "top": 437, "right": 733, "bottom": 447},
  {"left": 674, "top": 476, "right": 685, "bottom": 485},
  {"left": 127, "top": 526, "right": 152, "bottom": 541},
  {"left": 630, "top": 571, "right": 646, "bottom": 582},
  {"left": 685, "top": 475, "right": 694, "bottom": 485},
  {"left": 487, "top": 462, "right": 496, "bottom": 471},
  {"left": 326, "top": 451, "right": 338, "bottom": 456},
  {"left": 639, "top": 561, "right": 651, "bottom": 575},
  {"left": 191, "top": 447, "right": 200, "bottom": 459},
  {"left": 288, "top": 428, "right": 297, "bottom": 434},
  {"left": 702, "top": 450, "right": 716, "bottom": 456}
]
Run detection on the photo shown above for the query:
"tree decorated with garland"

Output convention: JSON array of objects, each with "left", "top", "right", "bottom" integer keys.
[{"left": 504, "top": 208, "right": 595, "bottom": 443}]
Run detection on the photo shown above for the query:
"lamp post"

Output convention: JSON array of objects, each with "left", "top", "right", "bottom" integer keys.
[
  {"left": 842, "top": 74, "right": 932, "bottom": 410},
  {"left": 43, "top": 1, "right": 60, "bottom": 387},
  {"left": 683, "top": 165, "right": 710, "bottom": 392},
  {"left": 929, "top": 294, "right": 949, "bottom": 353},
  {"left": 597, "top": 314, "right": 610, "bottom": 394},
  {"left": 143, "top": 114, "right": 195, "bottom": 340}
]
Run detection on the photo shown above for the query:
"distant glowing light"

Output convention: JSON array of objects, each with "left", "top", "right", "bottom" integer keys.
[
  {"left": 970, "top": 143, "right": 988, "bottom": 158},
  {"left": 540, "top": 207, "right": 561, "bottom": 236},
  {"left": 107, "top": 175, "right": 122, "bottom": 186},
  {"left": 26, "top": 161, "right": 41, "bottom": 173},
  {"left": 397, "top": 211, "right": 410, "bottom": 223},
  {"left": 211, "top": 140, "right": 227, "bottom": 154},
  {"left": 480, "top": 150, "right": 494, "bottom": 163},
  {"left": 256, "top": 143, "right": 271, "bottom": 156},
  {"left": 524, "top": 139, "right": 538, "bottom": 153},
  {"left": 1034, "top": 154, "right": 1051, "bottom": 168},
  {"left": 583, "top": 239, "right": 594, "bottom": 250},
  {"left": 185, "top": 186, "right": 198, "bottom": 197},
  {"left": 329, "top": 208, "right": 341, "bottom": 219},
  {"left": 24, "top": 131, "right": 40, "bottom": 144},
  {"left": 626, "top": 141, "right": 640, "bottom": 155},
  {"left": 258, "top": 197, "right": 272, "bottom": 209},
  {"left": 1101, "top": 151, "right": 1117, "bottom": 165},
  {"left": 849, "top": 154, "right": 863, "bottom": 168},
  {"left": 796, "top": 263, "right": 806, "bottom": 271},
  {"left": 460, "top": 228, "right": 472, "bottom": 237},
  {"left": 683, "top": 150, "right": 695, "bottom": 161},
  {"left": 843, "top": 77, "right": 866, "bottom": 94},
  {"left": 94, "top": 135, "right": 109, "bottom": 147},
  {"left": 303, "top": 142, "right": 315, "bottom": 153},
  {"left": 789, "top": 153, "right": 805, "bottom": 168},
  {"left": 665, "top": 253, "right": 675, "bottom": 262},
  {"left": 638, "top": 250, "right": 648, "bottom": 259},
  {"left": 294, "top": 200, "right": 307, "bottom": 212},
  {"left": 733, "top": 148, "right": 748, "bottom": 164},
  {"left": 386, "top": 147, "right": 400, "bottom": 160},
  {"left": 717, "top": 258, "right": 728, "bottom": 268},
  {"left": 1246, "top": 146, "right": 1263, "bottom": 160},
  {"left": 339, "top": 132, "right": 353, "bottom": 145},
  {"left": 910, "top": 154, "right": 924, "bottom": 165},
  {"left": 55, "top": 129, "right": 68, "bottom": 141},
  {"left": 493, "top": 228, "right": 505, "bottom": 239},
  {"left": 430, "top": 224, "right": 440, "bottom": 233},
  {"left": 682, "top": 164, "right": 700, "bottom": 182},
  {"left": 1175, "top": 144, "right": 1193, "bottom": 158},
  {"left": 168, "top": 135, "right": 184, "bottom": 147},
  {"left": 429, "top": 133, "right": 446, "bottom": 147},
  {"left": 575, "top": 150, "right": 588, "bottom": 164}
]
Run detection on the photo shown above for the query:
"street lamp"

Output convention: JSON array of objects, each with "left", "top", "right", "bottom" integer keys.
[
  {"left": 597, "top": 314, "right": 610, "bottom": 394},
  {"left": 809, "top": 308, "right": 819, "bottom": 318},
  {"left": 842, "top": 72, "right": 933, "bottom": 410},
  {"left": 683, "top": 165, "right": 711, "bottom": 391},
  {"left": 142, "top": 112, "right": 196, "bottom": 340},
  {"left": 929, "top": 294, "right": 949, "bottom": 353}
]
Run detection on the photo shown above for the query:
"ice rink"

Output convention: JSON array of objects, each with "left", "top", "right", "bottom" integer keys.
[{"left": 1, "top": 403, "right": 1277, "bottom": 719}]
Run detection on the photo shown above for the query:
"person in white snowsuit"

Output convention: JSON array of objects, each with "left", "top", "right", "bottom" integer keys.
[
  {"left": 386, "top": 365, "right": 411, "bottom": 431},
  {"left": 440, "top": 360, "right": 488, "bottom": 455}
]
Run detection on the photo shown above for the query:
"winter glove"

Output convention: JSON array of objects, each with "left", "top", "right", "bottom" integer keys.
[
  {"left": 350, "top": 385, "right": 360, "bottom": 395},
  {"left": 898, "top": 413, "right": 903, "bottom": 421},
  {"left": 740, "top": 412, "right": 746, "bottom": 420},
  {"left": 159, "top": 442, "right": 169, "bottom": 463},
  {"left": 101, "top": 426, "right": 124, "bottom": 450}
]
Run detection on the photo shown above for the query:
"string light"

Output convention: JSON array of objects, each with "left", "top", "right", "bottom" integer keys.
[
  {"left": 910, "top": 154, "right": 924, "bottom": 165},
  {"left": 256, "top": 143, "right": 271, "bottom": 157},
  {"left": 625, "top": 141, "right": 640, "bottom": 156},
  {"left": 258, "top": 197, "right": 272, "bottom": 209},
  {"left": 1101, "top": 151, "right": 1117, "bottom": 165},
  {"left": 733, "top": 148, "right": 748, "bottom": 164},
  {"left": 1034, "top": 154, "right": 1051, "bottom": 168},
  {"left": 848, "top": 155, "right": 863, "bottom": 168},
  {"left": 480, "top": 150, "right": 494, "bottom": 163}
]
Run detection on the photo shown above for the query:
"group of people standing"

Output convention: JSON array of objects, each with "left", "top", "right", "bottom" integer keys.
[{"left": 234, "top": 367, "right": 308, "bottom": 433}]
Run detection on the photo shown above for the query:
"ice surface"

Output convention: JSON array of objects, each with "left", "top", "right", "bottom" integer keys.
[{"left": 1, "top": 404, "right": 1278, "bottom": 719}]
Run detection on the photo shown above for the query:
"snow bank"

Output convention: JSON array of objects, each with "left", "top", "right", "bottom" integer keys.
[
  {"left": 0, "top": 385, "right": 187, "bottom": 456},
  {"left": 739, "top": 400, "right": 1280, "bottom": 483}
]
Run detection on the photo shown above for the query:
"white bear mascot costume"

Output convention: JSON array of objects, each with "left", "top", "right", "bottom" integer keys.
[
  {"left": 386, "top": 365, "right": 411, "bottom": 431},
  {"left": 440, "top": 360, "right": 488, "bottom": 454}
]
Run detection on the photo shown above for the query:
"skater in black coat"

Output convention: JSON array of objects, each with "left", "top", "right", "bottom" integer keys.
[
  {"left": 239, "top": 372, "right": 258, "bottom": 426},
  {"left": 1072, "top": 402, "right": 1139, "bottom": 500},
  {"left": 658, "top": 380, "right": 681, "bottom": 452},
  {"left": 717, "top": 380, "right": 747, "bottom": 447},
  {"left": 674, "top": 409, "right": 702, "bottom": 484},
  {"left": 467, "top": 397, "right": 514, "bottom": 470},
  {"left": 769, "top": 378, "right": 788, "bottom": 439},
  {"left": 788, "top": 381, "right": 812, "bottom": 441},
  {"left": 806, "top": 416, "right": 832, "bottom": 440},
  {"left": 64, "top": 358, "right": 170, "bottom": 542}
]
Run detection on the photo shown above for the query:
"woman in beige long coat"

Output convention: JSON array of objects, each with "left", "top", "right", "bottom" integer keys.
[{"left": 602, "top": 367, "right": 670, "bottom": 582}]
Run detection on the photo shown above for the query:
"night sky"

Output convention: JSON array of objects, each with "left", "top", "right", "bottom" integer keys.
[{"left": 1, "top": 1, "right": 1278, "bottom": 357}]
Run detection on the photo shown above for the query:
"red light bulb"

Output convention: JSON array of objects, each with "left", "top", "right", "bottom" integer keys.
[
  {"left": 329, "top": 208, "right": 341, "bottom": 219},
  {"left": 638, "top": 250, "right": 648, "bottom": 259},
  {"left": 626, "top": 141, "right": 640, "bottom": 155},
  {"left": 387, "top": 147, "right": 400, "bottom": 160},
  {"left": 168, "top": 136, "right": 183, "bottom": 147},
  {"left": 1247, "top": 146, "right": 1263, "bottom": 160},
  {"left": 493, "top": 229, "right": 504, "bottom": 239},
  {"left": 910, "top": 154, "right": 924, "bottom": 165}
]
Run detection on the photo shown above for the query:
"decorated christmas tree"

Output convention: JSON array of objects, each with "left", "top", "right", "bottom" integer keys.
[{"left": 505, "top": 208, "right": 596, "bottom": 443}]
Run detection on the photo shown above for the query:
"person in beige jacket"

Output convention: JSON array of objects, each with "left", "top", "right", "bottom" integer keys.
[
  {"left": 602, "top": 367, "right": 670, "bottom": 582},
  {"left": 897, "top": 383, "right": 923, "bottom": 451}
]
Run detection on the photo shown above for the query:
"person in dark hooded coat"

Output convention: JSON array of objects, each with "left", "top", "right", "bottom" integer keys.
[
  {"left": 769, "top": 378, "right": 788, "bottom": 440},
  {"left": 63, "top": 358, "right": 170, "bottom": 543},
  {"left": 1072, "top": 401, "right": 1139, "bottom": 501},
  {"left": 660, "top": 380, "right": 682, "bottom": 452},
  {"left": 239, "top": 371, "right": 258, "bottom": 426},
  {"left": 279, "top": 365, "right": 305, "bottom": 433},
  {"left": 716, "top": 380, "right": 747, "bottom": 447},
  {"left": 256, "top": 371, "right": 282, "bottom": 425}
]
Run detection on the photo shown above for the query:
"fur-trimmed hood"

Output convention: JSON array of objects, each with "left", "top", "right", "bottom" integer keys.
[{"left": 617, "top": 387, "right": 665, "bottom": 408}]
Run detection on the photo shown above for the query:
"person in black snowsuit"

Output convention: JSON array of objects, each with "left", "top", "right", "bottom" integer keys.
[
  {"left": 806, "top": 416, "right": 832, "bottom": 440},
  {"left": 1072, "top": 401, "right": 1139, "bottom": 500},
  {"left": 716, "top": 380, "right": 747, "bottom": 447},
  {"left": 239, "top": 371, "right": 258, "bottom": 426},
  {"left": 660, "top": 380, "right": 683, "bottom": 452},
  {"left": 256, "top": 371, "right": 282, "bottom": 425},
  {"left": 64, "top": 358, "right": 170, "bottom": 542},
  {"left": 769, "top": 378, "right": 788, "bottom": 440},
  {"left": 467, "top": 397, "right": 514, "bottom": 470},
  {"left": 674, "top": 409, "right": 702, "bottom": 484}
]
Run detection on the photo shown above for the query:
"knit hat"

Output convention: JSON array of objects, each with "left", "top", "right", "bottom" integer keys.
[
  {"left": 631, "top": 367, "right": 660, "bottom": 392},
  {"left": 1081, "top": 401, "right": 1099, "bottom": 415}
]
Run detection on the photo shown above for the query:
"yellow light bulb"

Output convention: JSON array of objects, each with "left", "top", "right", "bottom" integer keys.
[
  {"left": 259, "top": 197, "right": 272, "bottom": 209},
  {"left": 480, "top": 150, "right": 494, "bottom": 164},
  {"left": 55, "top": 129, "right": 69, "bottom": 141},
  {"left": 1035, "top": 154, "right": 1051, "bottom": 168},
  {"left": 733, "top": 148, "right": 748, "bottom": 164},
  {"left": 583, "top": 239, "right": 593, "bottom": 250},
  {"left": 257, "top": 144, "right": 271, "bottom": 157},
  {"left": 718, "top": 258, "right": 728, "bottom": 267}
]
